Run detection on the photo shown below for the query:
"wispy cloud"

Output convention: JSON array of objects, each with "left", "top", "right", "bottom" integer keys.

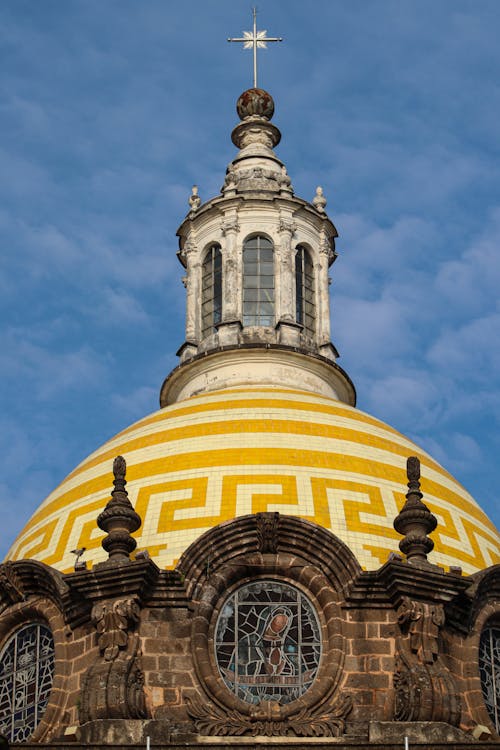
[{"left": 1, "top": 0, "right": 499, "bottom": 559}]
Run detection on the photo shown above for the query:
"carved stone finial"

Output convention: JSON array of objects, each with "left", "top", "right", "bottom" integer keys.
[
  {"left": 313, "top": 186, "right": 327, "bottom": 212},
  {"left": 394, "top": 456, "right": 437, "bottom": 565},
  {"left": 97, "top": 456, "right": 141, "bottom": 563},
  {"left": 188, "top": 185, "right": 201, "bottom": 212},
  {"left": 407, "top": 455, "right": 420, "bottom": 483}
]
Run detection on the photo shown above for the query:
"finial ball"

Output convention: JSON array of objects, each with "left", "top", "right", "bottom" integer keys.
[{"left": 237, "top": 88, "right": 274, "bottom": 120}]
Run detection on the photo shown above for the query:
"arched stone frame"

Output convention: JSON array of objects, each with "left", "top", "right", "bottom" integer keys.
[
  {"left": 200, "top": 242, "right": 223, "bottom": 339},
  {"left": 459, "top": 566, "right": 500, "bottom": 737},
  {"left": 294, "top": 243, "right": 317, "bottom": 338},
  {"left": 178, "top": 513, "right": 360, "bottom": 727},
  {"left": 191, "top": 554, "right": 344, "bottom": 718},
  {"left": 464, "top": 604, "right": 500, "bottom": 735},
  {"left": 0, "top": 597, "right": 68, "bottom": 742},
  {"left": 241, "top": 233, "right": 275, "bottom": 328}
]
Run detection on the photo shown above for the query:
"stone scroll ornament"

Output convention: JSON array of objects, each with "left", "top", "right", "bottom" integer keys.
[
  {"left": 393, "top": 596, "right": 460, "bottom": 725},
  {"left": 0, "top": 562, "right": 25, "bottom": 614},
  {"left": 80, "top": 598, "right": 147, "bottom": 722},
  {"left": 186, "top": 693, "right": 352, "bottom": 738}
]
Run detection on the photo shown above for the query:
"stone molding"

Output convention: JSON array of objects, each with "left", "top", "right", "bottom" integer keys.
[
  {"left": 178, "top": 513, "right": 361, "bottom": 601},
  {"left": 159, "top": 345, "right": 356, "bottom": 407}
]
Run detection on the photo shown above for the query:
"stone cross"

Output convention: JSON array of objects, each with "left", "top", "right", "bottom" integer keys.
[{"left": 228, "top": 8, "right": 282, "bottom": 89}]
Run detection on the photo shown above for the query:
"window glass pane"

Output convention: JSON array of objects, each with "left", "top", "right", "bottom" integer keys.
[
  {"left": 244, "top": 247, "right": 258, "bottom": 261},
  {"left": 295, "top": 246, "right": 315, "bottom": 335},
  {"left": 201, "top": 245, "right": 223, "bottom": 337},
  {"left": 215, "top": 580, "right": 321, "bottom": 706},
  {"left": 244, "top": 288, "right": 260, "bottom": 302},
  {"left": 479, "top": 626, "right": 500, "bottom": 733},
  {"left": 260, "top": 302, "right": 274, "bottom": 316},
  {"left": 0, "top": 624, "right": 55, "bottom": 743},
  {"left": 243, "top": 236, "right": 275, "bottom": 328}
]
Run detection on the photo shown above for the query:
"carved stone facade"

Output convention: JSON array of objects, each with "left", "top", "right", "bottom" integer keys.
[{"left": 2, "top": 491, "right": 500, "bottom": 746}]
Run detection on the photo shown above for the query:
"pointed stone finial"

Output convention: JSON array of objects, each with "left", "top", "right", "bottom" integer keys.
[
  {"left": 188, "top": 185, "right": 201, "bottom": 212},
  {"left": 393, "top": 456, "right": 437, "bottom": 565},
  {"left": 313, "top": 186, "right": 327, "bottom": 213},
  {"left": 97, "top": 456, "right": 141, "bottom": 563}
]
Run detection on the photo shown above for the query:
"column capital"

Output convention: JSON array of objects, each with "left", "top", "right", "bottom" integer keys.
[
  {"left": 278, "top": 218, "right": 297, "bottom": 235},
  {"left": 221, "top": 217, "right": 240, "bottom": 236}
]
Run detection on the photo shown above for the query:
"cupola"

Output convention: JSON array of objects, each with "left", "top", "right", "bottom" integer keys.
[{"left": 160, "top": 88, "right": 355, "bottom": 407}]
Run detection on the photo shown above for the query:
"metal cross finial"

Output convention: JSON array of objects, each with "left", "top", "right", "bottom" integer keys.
[{"left": 228, "top": 8, "right": 282, "bottom": 89}]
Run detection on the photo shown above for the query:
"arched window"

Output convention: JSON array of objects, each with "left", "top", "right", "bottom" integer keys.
[
  {"left": 215, "top": 580, "right": 321, "bottom": 705},
  {"left": 0, "top": 623, "right": 55, "bottom": 742},
  {"left": 295, "top": 245, "right": 315, "bottom": 336},
  {"left": 201, "top": 244, "right": 222, "bottom": 338},
  {"left": 243, "top": 235, "right": 274, "bottom": 327},
  {"left": 479, "top": 625, "right": 500, "bottom": 732}
]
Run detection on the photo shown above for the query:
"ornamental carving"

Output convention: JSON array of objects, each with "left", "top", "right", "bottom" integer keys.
[
  {"left": 318, "top": 235, "right": 336, "bottom": 264},
  {"left": 186, "top": 693, "right": 351, "bottom": 737},
  {"left": 79, "top": 651, "right": 147, "bottom": 723},
  {"left": 224, "top": 165, "right": 282, "bottom": 194},
  {"left": 397, "top": 597, "right": 444, "bottom": 664},
  {"left": 255, "top": 512, "right": 279, "bottom": 553},
  {"left": 393, "top": 597, "right": 460, "bottom": 725},
  {"left": 91, "top": 598, "right": 140, "bottom": 661},
  {"left": 221, "top": 218, "right": 240, "bottom": 235},
  {"left": 0, "top": 563, "right": 25, "bottom": 613},
  {"left": 79, "top": 596, "right": 147, "bottom": 722},
  {"left": 278, "top": 218, "right": 297, "bottom": 235}
]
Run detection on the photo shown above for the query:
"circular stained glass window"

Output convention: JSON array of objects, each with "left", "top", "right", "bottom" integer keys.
[
  {"left": 479, "top": 625, "right": 500, "bottom": 732},
  {"left": 0, "top": 623, "right": 55, "bottom": 742},
  {"left": 215, "top": 580, "right": 321, "bottom": 705}
]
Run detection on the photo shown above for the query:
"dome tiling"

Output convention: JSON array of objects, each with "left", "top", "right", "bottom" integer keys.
[{"left": 7, "top": 387, "right": 500, "bottom": 575}]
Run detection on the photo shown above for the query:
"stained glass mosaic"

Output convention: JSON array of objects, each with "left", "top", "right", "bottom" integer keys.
[
  {"left": 479, "top": 626, "right": 500, "bottom": 732},
  {"left": 215, "top": 580, "right": 321, "bottom": 705},
  {"left": 0, "top": 623, "right": 55, "bottom": 742}
]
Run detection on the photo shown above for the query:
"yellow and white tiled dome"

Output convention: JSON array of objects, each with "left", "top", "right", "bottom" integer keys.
[{"left": 6, "top": 387, "right": 500, "bottom": 575}]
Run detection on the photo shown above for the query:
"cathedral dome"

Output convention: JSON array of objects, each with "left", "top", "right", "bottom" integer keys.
[{"left": 6, "top": 386, "right": 500, "bottom": 575}]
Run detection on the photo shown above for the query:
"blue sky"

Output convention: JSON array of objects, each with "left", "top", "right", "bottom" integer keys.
[{"left": 1, "top": 0, "right": 499, "bottom": 558}]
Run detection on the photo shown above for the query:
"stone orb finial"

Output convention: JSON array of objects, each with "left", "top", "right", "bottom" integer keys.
[
  {"left": 313, "top": 186, "right": 327, "bottom": 213},
  {"left": 236, "top": 88, "right": 275, "bottom": 120}
]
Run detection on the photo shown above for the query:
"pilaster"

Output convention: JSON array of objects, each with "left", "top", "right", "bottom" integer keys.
[{"left": 318, "top": 229, "right": 332, "bottom": 347}]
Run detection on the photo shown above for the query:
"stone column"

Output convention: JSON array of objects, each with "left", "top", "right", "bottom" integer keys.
[
  {"left": 318, "top": 230, "right": 332, "bottom": 346},
  {"left": 178, "top": 238, "right": 199, "bottom": 362},
  {"left": 217, "top": 214, "right": 242, "bottom": 347},
  {"left": 276, "top": 217, "right": 301, "bottom": 347},
  {"left": 184, "top": 239, "right": 199, "bottom": 340}
]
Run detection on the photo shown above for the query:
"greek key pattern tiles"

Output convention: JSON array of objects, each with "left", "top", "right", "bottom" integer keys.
[{"left": 7, "top": 388, "right": 500, "bottom": 575}]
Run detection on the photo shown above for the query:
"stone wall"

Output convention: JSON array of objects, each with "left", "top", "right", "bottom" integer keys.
[{"left": 1, "top": 514, "right": 500, "bottom": 745}]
